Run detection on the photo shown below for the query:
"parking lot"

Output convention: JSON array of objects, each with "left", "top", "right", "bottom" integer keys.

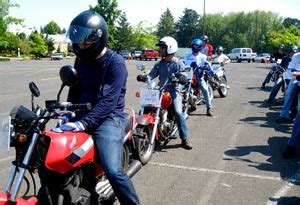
[{"left": 0, "top": 59, "right": 299, "bottom": 204}]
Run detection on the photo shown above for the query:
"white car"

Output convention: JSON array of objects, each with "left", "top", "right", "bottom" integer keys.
[
  {"left": 51, "top": 52, "right": 63, "bottom": 60},
  {"left": 254, "top": 53, "right": 271, "bottom": 63},
  {"left": 132, "top": 51, "right": 142, "bottom": 59}
]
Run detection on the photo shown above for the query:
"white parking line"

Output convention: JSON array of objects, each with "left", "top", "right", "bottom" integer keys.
[
  {"left": 149, "top": 162, "right": 282, "bottom": 181},
  {"left": 266, "top": 169, "right": 300, "bottom": 205},
  {"left": 0, "top": 156, "right": 14, "bottom": 163}
]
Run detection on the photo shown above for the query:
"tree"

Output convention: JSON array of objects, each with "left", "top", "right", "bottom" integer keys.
[
  {"left": 131, "top": 22, "right": 158, "bottom": 51},
  {"left": 115, "top": 12, "right": 133, "bottom": 51},
  {"left": 267, "top": 26, "right": 300, "bottom": 51},
  {"left": 42, "top": 21, "right": 61, "bottom": 34},
  {"left": 175, "top": 8, "right": 200, "bottom": 47},
  {"left": 283, "top": 17, "right": 300, "bottom": 28},
  {"left": 92, "top": 0, "right": 121, "bottom": 49},
  {"left": 156, "top": 8, "right": 176, "bottom": 38},
  {"left": 28, "top": 32, "right": 47, "bottom": 57},
  {"left": 0, "top": 0, "right": 23, "bottom": 34}
]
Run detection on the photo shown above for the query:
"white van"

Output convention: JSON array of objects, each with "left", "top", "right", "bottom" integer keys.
[{"left": 228, "top": 48, "right": 254, "bottom": 62}]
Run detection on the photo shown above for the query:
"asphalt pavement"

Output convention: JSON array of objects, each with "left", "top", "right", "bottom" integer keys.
[{"left": 0, "top": 58, "right": 299, "bottom": 205}]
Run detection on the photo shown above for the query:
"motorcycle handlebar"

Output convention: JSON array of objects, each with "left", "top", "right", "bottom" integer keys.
[{"left": 48, "top": 101, "right": 92, "bottom": 111}]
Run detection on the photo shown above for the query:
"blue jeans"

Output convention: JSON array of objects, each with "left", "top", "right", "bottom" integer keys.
[
  {"left": 280, "top": 79, "right": 298, "bottom": 118},
  {"left": 262, "top": 65, "right": 277, "bottom": 85},
  {"left": 94, "top": 116, "right": 140, "bottom": 205},
  {"left": 170, "top": 91, "right": 189, "bottom": 140},
  {"left": 288, "top": 110, "right": 300, "bottom": 147},
  {"left": 197, "top": 77, "right": 212, "bottom": 108},
  {"left": 267, "top": 77, "right": 283, "bottom": 102}
]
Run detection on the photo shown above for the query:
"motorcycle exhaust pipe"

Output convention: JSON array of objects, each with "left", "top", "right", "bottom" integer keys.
[{"left": 98, "top": 160, "right": 142, "bottom": 200}]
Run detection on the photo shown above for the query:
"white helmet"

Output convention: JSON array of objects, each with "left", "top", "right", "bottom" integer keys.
[{"left": 156, "top": 36, "right": 178, "bottom": 55}]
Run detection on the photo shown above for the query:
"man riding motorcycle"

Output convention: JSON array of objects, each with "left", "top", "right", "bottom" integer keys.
[
  {"left": 61, "top": 10, "right": 140, "bottom": 204},
  {"left": 184, "top": 38, "right": 214, "bottom": 116},
  {"left": 200, "top": 35, "right": 214, "bottom": 57},
  {"left": 137, "top": 36, "right": 193, "bottom": 150},
  {"left": 261, "top": 44, "right": 287, "bottom": 90}
]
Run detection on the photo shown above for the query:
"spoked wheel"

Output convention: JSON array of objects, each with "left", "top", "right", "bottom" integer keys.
[
  {"left": 217, "top": 76, "right": 227, "bottom": 97},
  {"left": 134, "top": 125, "right": 154, "bottom": 165}
]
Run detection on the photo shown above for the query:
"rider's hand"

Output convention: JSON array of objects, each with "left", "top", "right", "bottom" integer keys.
[
  {"left": 137, "top": 75, "right": 147, "bottom": 82},
  {"left": 59, "top": 121, "right": 85, "bottom": 132}
]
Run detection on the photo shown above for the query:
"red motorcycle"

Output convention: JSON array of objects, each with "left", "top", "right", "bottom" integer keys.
[
  {"left": 0, "top": 65, "right": 141, "bottom": 205},
  {"left": 133, "top": 64, "right": 183, "bottom": 165}
]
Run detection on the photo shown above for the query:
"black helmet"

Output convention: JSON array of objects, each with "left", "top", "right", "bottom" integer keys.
[
  {"left": 67, "top": 10, "right": 108, "bottom": 60},
  {"left": 202, "top": 35, "right": 209, "bottom": 43},
  {"left": 289, "top": 45, "right": 298, "bottom": 53},
  {"left": 278, "top": 44, "right": 285, "bottom": 50},
  {"left": 216, "top": 46, "right": 224, "bottom": 52}
]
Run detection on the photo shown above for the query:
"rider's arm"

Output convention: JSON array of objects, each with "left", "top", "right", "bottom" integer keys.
[{"left": 147, "top": 63, "right": 160, "bottom": 80}]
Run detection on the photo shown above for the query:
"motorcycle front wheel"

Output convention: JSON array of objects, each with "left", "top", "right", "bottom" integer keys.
[
  {"left": 134, "top": 125, "right": 154, "bottom": 165},
  {"left": 217, "top": 76, "right": 227, "bottom": 97}
]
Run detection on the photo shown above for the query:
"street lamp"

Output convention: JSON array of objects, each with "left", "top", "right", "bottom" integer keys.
[{"left": 203, "top": 0, "right": 206, "bottom": 35}]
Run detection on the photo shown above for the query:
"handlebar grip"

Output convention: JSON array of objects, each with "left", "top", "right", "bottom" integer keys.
[{"left": 68, "top": 103, "right": 92, "bottom": 111}]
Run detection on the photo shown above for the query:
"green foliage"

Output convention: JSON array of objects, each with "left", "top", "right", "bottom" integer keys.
[
  {"left": 156, "top": 8, "right": 176, "bottom": 38},
  {"left": 0, "top": 32, "right": 21, "bottom": 55},
  {"left": 115, "top": 12, "right": 133, "bottom": 51},
  {"left": 42, "top": 21, "right": 61, "bottom": 34},
  {"left": 92, "top": 0, "right": 121, "bottom": 48},
  {"left": 175, "top": 8, "right": 200, "bottom": 47},
  {"left": 131, "top": 22, "right": 158, "bottom": 51},
  {"left": 0, "top": 0, "right": 23, "bottom": 34},
  {"left": 0, "top": 56, "right": 10, "bottom": 61},
  {"left": 28, "top": 32, "right": 47, "bottom": 57},
  {"left": 267, "top": 26, "right": 300, "bottom": 51}
]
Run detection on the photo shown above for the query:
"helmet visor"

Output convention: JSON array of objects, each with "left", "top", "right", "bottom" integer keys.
[{"left": 66, "top": 25, "right": 101, "bottom": 44}]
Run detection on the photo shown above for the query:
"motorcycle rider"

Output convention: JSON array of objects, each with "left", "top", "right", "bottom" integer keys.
[
  {"left": 59, "top": 10, "right": 140, "bottom": 204},
  {"left": 265, "top": 45, "right": 298, "bottom": 104},
  {"left": 261, "top": 44, "right": 287, "bottom": 89},
  {"left": 137, "top": 36, "right": 193, "bottom": 150},
  {"left": 275, "top": 50, "right": 300, "bottom": 123},
  {"left": 200, "top": 35, "right": 214, "bottom": 57},
  {"left": 184, "top": 38, "right": 214, "bottom": 116},
  {"left": 211, "top": 46, "right": 231, "bottom": 88}
]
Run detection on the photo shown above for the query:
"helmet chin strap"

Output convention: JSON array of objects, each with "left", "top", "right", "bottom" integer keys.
[{"left": 95, "top": 47, "right": 107, "bottom": 59}]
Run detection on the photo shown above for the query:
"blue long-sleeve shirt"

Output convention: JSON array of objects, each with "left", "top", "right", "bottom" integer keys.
[{"left": 67, "top": 49, "right": 127, "bottom": 131}]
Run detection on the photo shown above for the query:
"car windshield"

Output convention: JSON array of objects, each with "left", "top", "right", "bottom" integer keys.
[{"left": 53, "top": 53, "right": 61, "bottom": 56}]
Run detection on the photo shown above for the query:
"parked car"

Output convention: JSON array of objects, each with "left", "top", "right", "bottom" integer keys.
[
  {"left": 132, "top": 50, "right": 142, "bottom": 59},
  {"left": 227, "top": 48, "right": 254, "bottom": 63},
  {"left": 120, "top": 50, "right": 132, "bottom": 59},
  {"left": 254, "top": 53, "right": 271, "bottom": 63},
  {"left": 51, "top": 52, "right": 63, "bottom": 60},
  {"left": 140, "top": 49, "right": 159, "bottom": 61}
]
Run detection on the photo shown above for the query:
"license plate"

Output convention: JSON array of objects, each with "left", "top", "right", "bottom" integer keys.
[
  {"left": 0, "top": 116, "right": 11, "bottom": 152},
  {"left": 140, "top": 89, "right": 160, "bottom": 107}
]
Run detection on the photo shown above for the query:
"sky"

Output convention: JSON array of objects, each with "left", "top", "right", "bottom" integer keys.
[{"left": 8, "top": 0, "right": 300, "bottom": 31}]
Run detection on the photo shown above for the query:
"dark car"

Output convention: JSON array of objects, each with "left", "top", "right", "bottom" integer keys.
[{"left": 120, "top": 50, "right": 132, "bottom": 59}]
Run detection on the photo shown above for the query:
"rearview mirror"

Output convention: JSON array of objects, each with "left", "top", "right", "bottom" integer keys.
[{"left": 59, "top": 65, "right": 78, "bottom": 87}]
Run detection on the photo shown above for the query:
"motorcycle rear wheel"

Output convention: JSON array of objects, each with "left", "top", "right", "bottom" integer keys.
[{"left": 134, "top": 125, "right": 154, "bottom": 165}]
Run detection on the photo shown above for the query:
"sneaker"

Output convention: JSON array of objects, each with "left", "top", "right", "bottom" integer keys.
[
  {"left": 282, "top": 145, "right": 296, "bottom": 159},
  {"left": 206, "top": 108, "right": 213, "bottom": 117},
  {"left": 275, "top": 117, "right": 292, "bottom": 124},
  {"left": 181, "top": 139, "right": 193, "bottom": 150},
  {"left": 226, "top": 85, "right": 230, "bottom": 89}
]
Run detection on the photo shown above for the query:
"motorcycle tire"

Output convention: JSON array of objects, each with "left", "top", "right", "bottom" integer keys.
[
  {"left": 134, "top": 125, "right": 154, "bottom": 165},
  {"left": 217, "top": 76, "right": 227, "bottom": 97},
  {"left": 208, "top": 83, "right": 214, "bottom": 102}
]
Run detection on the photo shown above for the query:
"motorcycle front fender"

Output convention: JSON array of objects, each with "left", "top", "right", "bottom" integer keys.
[{"left": 0, "top": 192, "right": 37, "bottom": 205}]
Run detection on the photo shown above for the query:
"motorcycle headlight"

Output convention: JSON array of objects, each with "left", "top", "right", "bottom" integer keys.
[{"left": 10, "top": 105, "right": 36, "bottom": 134}]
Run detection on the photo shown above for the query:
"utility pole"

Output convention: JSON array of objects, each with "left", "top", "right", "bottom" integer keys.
[{"left": 203, "top": 0, "right": 206, "bottom": 35}]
